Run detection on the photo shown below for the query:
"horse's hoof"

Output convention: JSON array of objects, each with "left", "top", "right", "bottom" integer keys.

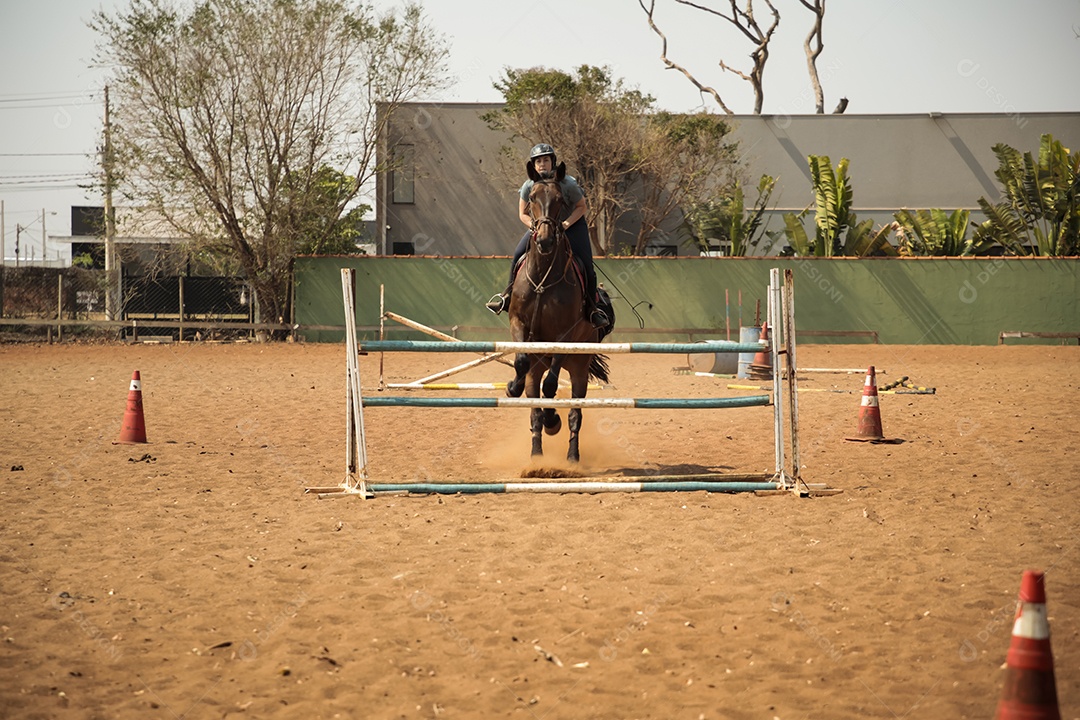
[{"left": 544, "top": 414, "right": 562, "bottom": 436}]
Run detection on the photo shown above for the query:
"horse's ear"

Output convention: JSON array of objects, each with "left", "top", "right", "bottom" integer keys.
[
  {"left": 526, "top": 160, "right": 541, "bottom": 182},
  {"left": 556, "top": 161, "right": 566, "bottom": 180}
]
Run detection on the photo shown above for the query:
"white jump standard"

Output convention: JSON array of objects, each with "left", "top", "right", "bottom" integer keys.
[{"left": 305, "top": 268, "right": 815, "bottom": 499}]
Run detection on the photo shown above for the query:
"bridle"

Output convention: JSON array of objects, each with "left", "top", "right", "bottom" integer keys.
[{"left": 525, "top": 180, "right": 575, "bottom": 295}]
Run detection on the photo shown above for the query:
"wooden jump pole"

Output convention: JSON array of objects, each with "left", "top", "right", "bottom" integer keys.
[
  {"left": 359, "top": 340, "right": 766, "bottom": 355},
  {"left": 361, "top": 395, "right": 770, "bottom": 409}
]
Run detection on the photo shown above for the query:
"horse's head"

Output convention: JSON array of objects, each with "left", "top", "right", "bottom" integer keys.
[{"left": 526, "top": 161, "right": 568, "bottom": 255}]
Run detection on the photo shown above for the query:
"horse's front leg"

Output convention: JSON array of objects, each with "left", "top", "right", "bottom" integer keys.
[
  {"left": 506, "top": 352, "right": 530, "bottom": 398},
  {"left": 526, "top": 366, "right": 544, "bottom": 457},
  {"left": 530, "top": 407, "right": 545, "bottom": 457},
  {"left": 541, "top": 355, "right": 563, "bottom": 436}
]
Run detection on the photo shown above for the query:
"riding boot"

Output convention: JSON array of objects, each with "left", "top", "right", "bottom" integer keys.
[
  {"left": 588, "top": 303, "right": 609, "bottom": 329},
  {"left": 584, "top": 283, "right": 609, "bottom": 328}
]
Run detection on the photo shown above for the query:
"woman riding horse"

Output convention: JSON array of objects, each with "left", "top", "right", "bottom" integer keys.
[
  {"left": 486, "top": 143, "right": 609, "bottom": 329},
  {"left": 503, "top": 159, "right": 610, "bottom": 462}
]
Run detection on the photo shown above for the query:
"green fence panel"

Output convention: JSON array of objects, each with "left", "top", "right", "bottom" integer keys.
[{"left": 294, "top": 256, "right": 1080, "bottom": 345}]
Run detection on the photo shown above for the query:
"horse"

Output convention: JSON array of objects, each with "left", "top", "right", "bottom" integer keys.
[{"left": 505, "top": 161, "right": 610, "bottom": 463}]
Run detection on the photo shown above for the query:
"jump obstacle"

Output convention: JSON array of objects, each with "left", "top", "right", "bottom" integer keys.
[{"left": 305, "top": 268, "right": 825, "bottom": 499}]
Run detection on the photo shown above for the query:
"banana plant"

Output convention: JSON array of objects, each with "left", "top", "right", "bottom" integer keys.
[
  {"left": 893, "top": 208, "right": 972, "bottom": 256},
  {"left": 972, "top": 134, "right": 1080, "bottom": 256},
  {"left": 781, "top": 156, "right": 864, "bottom": 256},
  {"left": 842, "top": 218, "right": 899, "bottom": 257},
  {"left": 682, "top": 174, "right": 776, "bottom": 256},
  {"left": 727, "top": 174, "right": 776, "bottom": 256},
  {"left": 808, "top": 155, "right": 853, "bottom": 256}
]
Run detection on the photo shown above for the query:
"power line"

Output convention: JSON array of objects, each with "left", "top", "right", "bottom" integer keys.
[
  {"left": 0, "top": 152, "right": 90, "bottom": 157},
  {"left": 0, "top": 92, "right": 101, "bottom": 104},
  {"left": 0, "top": 173, "right": 93, "bottom": 180}
]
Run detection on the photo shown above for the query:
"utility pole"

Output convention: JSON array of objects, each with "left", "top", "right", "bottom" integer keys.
[
  {"left": 15, "top": 224, "right": 22, "bottom": 268},
  {"left": 41, "top": 209, "right": 47, "bottom": 263},
  {"left": 103, "top": 85, "right": 118, "bottom": 321}
]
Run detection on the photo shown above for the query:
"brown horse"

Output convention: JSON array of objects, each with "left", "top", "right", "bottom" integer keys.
[{"left": 505, "top": 161, "right": 609, "bottom": 462}]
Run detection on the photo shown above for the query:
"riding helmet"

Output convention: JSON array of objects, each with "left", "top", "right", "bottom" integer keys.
[{"left": 529, "top": 143, "right": 556, "bottom": 161}]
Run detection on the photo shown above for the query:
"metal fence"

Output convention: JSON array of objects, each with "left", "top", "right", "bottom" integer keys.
[{"left": 0, "top": 267, "right": 262, "bottom": 342}]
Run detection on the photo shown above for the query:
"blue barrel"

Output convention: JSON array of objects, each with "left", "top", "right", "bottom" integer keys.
[{"left": 737, "top": 326, "right": 762, "bottom": 379}]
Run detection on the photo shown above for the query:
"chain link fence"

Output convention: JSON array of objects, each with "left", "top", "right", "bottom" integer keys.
[{"left": 0, "top": 267, "right": 256, "bottom": 342}]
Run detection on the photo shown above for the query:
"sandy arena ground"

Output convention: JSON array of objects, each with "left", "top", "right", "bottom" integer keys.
[{"left": 1, "top": 340, "right": 1078, "bottom": 719}]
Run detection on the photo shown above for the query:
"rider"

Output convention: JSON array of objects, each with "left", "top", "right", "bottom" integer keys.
[{"left": 485, "top": 143, "right": 609, "bottom": 329}]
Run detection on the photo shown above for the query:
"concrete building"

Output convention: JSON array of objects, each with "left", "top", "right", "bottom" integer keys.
[{"left": 375, "top": 105, "right": 1079, "bottom": 257}]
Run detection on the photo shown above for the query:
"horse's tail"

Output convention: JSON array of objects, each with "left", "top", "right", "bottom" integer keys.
[{"left": 589, "top": 354, "right": 610, "bottom": 384}]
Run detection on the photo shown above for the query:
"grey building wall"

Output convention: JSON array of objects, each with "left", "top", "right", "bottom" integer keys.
[
  {"left": 732, "top": 112, "right": 1080, "bottom": 253},
  {"left": 376, "top": 103, "right": 525, "bottom": 259},
  {"left": 376, "top": 105, "right": 1080, "bottom": 257}
]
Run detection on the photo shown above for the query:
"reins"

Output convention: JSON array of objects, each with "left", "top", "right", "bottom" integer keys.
[{"left": 525, "top": 182, "right": 575, "bottom": 296}]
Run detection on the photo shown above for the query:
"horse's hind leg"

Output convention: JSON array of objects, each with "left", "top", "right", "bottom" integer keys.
[
  {"left": 542, "top": 356, "right": 563, "bottom": 436},
  {"left": 566, "top": 360, "right": 590, "bottom": 463}
]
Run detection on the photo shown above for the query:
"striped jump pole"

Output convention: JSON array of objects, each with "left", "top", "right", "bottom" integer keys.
[
  {"left": 385, "top": 381, "right": 605, "bottom": 391},
  {"left": 305, "top": 268, "right": 815, "bottom": 499},
  {"left": 360, "top": 480, "right": 781, "bottom": 496},
  {"left": 361, "top": 396, "right": 770, "bottom": 409},
  {"left": 358, "top": 339, "right": 766, "bottom": 355}
]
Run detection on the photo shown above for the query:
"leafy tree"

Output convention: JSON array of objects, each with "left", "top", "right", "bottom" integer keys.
[
  {"left": 91, "top": 0, "right": 448, "bottom": 333},
  {"left": 286, "top": 166, "right": 371, "bottom": 256},
  {"left": 972, "top": 134, "right": 1080, "bottom": 256},
  {"left": 485, "top": 65, "right": 738, "bottom": 254},
  {"left": 485, "top": 65, "right": 653, "bottom": 253}
]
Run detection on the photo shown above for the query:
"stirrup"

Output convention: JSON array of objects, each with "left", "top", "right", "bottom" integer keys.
[
  {"left": 486, "top": 294, "right": 508, "bottom": 315},
  {"left": 589, "top": 307, "right": 609, "bottom": 328}
]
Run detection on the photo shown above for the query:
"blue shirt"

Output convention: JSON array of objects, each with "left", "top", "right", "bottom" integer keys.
[{"left": 519, "top": 176, "right": 585, "bottom": 206}]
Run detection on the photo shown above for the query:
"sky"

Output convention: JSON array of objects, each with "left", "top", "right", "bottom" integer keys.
[{"left": 1, "top": 0, "right": 1078, "bottom": 262}]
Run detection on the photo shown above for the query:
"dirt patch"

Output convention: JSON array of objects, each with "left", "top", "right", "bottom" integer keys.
[{"left": 1, "top": 341, "right": 1077, "bottom": 718}]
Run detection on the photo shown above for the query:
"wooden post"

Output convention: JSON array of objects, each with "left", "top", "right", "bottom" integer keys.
[
  {"left": 783, "top": 269, "right": 801, "bottom": 483},
  {"left": 178, "top": 275, "right": 185, "bottom": 342},
  {"left": 378, "top": 284, "right": 385, "bottom": 390}
]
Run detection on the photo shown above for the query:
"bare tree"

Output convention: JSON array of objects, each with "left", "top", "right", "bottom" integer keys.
[
  {"left": 91, "top": 0, "right": 448, "bottom": 332},
  {"left": 640, "top": 0, "right": 780, "bottom": 114},
  {"left": 639, "top": 0, "right": 733, "bottom": 114},
  {"left": 799, "top": 0, "right": 826, "bottom": 113}
]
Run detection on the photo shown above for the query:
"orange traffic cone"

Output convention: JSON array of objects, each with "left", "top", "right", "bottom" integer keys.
[
  {"left": 115, "top": 370, "right": 148, "bottom": 444},
  {"left": 747, "top": 322, "right": 773, "bottom": 380},
  {"left": 845, "top": 366, "right": 900, "bottom": 443},
  {"left": 995, "top": 570, "right": 1060, "bottom": 720}
]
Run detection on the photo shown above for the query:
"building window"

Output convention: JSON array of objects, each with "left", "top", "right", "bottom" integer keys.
[
  {"left": 392, "top": 144, "right": 414, "bottom": 204},
  {"left": 645, "top": 245, "right": 678, "bottom": 256},
  {"left": 392, "top": 241, "right": 415, "bottom": 256}
]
